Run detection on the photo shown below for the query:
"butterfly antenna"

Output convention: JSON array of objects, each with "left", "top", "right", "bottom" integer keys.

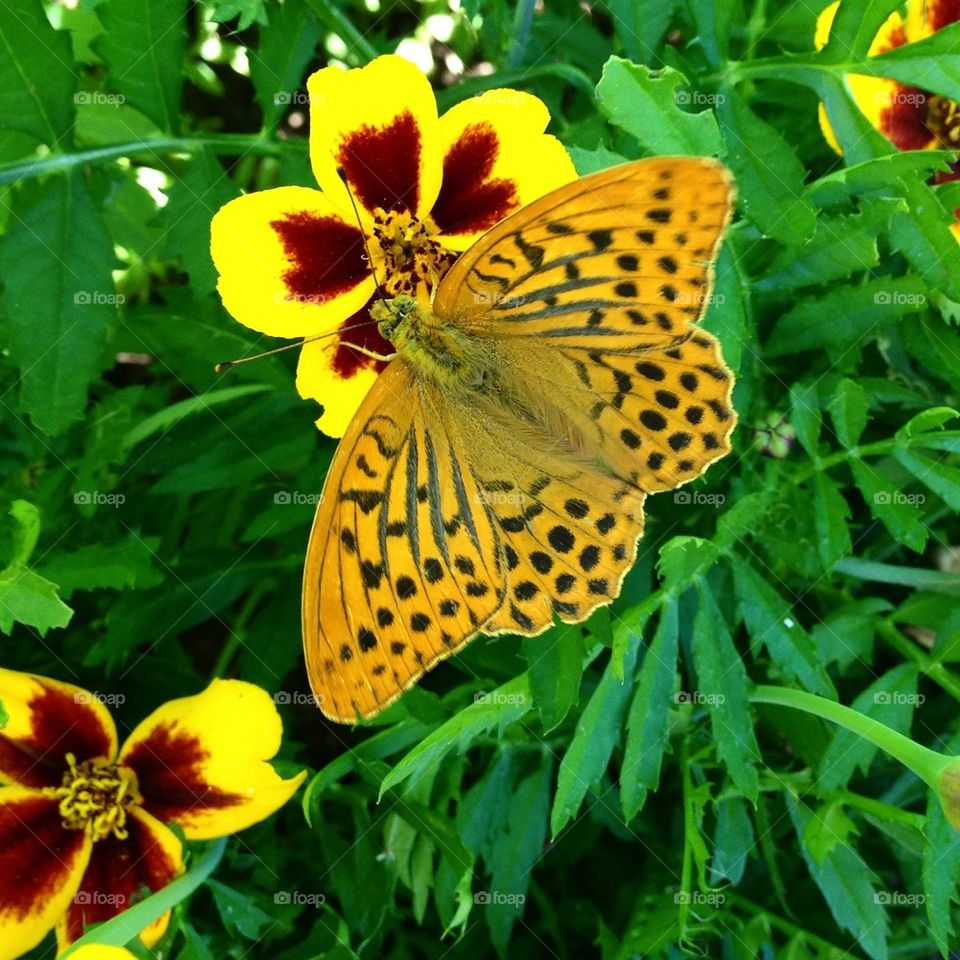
[{"left": 338, "top": 166, "right": 388, "bottom": 307}]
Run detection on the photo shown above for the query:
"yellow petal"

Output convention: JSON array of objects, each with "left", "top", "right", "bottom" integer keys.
[
  {"left": 0, "top": 667, "right": 117, "bottom": 788},
  {"left": 117, "top": 680, "right": 306, "bottom": 840},
  {"left": 68, "top": 947, "right": 139, "bottom": 960},
  {"left": 306, "top": 54, "right": 442, "bottom": 221},
  {"left": 56, "top": 807, "right": 183, "bottom": 952},
  {"left": 0, "top": 786, "right": 93, "bottom": 960},
  {"left": 297, "top": 336, "right": 383, "bottom": 439},
  {"left": 430, "top": 89, "right": 577, "bottom": 251},
  {"left": 814, "top": 1, "right": 839, "bottom": 50},
  {"left": 211, "top": 186, "right": 375, "bottom": 340}
]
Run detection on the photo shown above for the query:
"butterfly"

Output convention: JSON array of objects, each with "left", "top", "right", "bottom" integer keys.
[{"left": 302, "top": 157, "right": 736, "bottom": 723}]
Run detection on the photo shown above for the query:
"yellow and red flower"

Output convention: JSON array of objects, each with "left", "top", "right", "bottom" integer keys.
[
  {"left": 211, "top": 54, "right": 575, "bottom": 436},
  {"left": 0, "top": 670, "right": 305, "bottom": 959},
  {"left": 815, "top": 1, "right": 960, "bottom": 234}
]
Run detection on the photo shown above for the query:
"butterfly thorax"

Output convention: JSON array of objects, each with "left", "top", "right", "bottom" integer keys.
[{"left": 371, "top": 295, "right": 491, "bottom": 390}]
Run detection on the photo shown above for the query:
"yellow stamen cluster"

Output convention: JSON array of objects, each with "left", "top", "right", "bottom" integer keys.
[
  {"left": 369, "top": 208, "right": 455, "bottom": 298},
  {"left": 928, "top": 96, "right": 960, "bottom": 146},
  {"left": 43, "top": 753, "right": 142, "bottom": 842}
]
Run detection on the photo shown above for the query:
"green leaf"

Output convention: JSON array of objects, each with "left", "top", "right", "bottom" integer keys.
[
  {"left": 767, "top": 276, "right": 929, "bottom": 356},
  {"left": 94, "top": 0, "right": 186, "bottom": 132},
  {"left": 524, "top": 625, "right": 584, "bottom": 732},
  {"left": 7, "top": 500, "right": 41, "bottom": 566},
  {"left": 596, "top": 58, "right": 721, "bottom": 156},
  {"left": 0, "top": 1, "right": 75, "bottom": 145},
  {"left": 551, "top": 634, "right": 641, "bottom": 836},
  {"left": 209, "top": 879, "right": 274, "bottom": 940},
  {"left": 692, "top": 584, "right": 760, "bottom": 799},
  {"left": 859, "top": 23, "right": 960, "bottom": 104},
  {"left": 38, "top": 538, "right": 161, "bottom": 599},
  {"left": 0, "top": 172, "right": 118, "bottom": 435},
  {"left": 0, "top": 564, "right": 73, "bottom": 636},
  {"left": 808, "top": 151, "right": 956, "bottom": 206},
  {"left": 710, "top": 797, "right": 754, "bottom": 884},
  {"left": 820, "top": 0, "right": 902, "bottom": 60},
  {"left": 656, "top": 536, "right": 721, "bottom": 593},
  {"left": 607, "top": 0, "right": 679, "bottom": 62},
  {"left": 849, "top": 460, "right": 928, "bottom": 553},
  {"left": 787, "top": 796, "right": 889, "bottom": 960},
  {"left": 716, "top": 89, "right": 816, "bottom": 245},
  {"left": 380, "top": 674, "right": 533, "bottom": 797},
  {"left": 621, "top": 601, "right": 679, "bottom": 819},
  {"left": 802, "top": 801, "right": 860, "bottom": 865},
  {"left": 895, "top": 406, "right": 960, "bottom": 441},
  {"left": 486, "top": 759, "right": 551, "bottom": 954},
  {"left": 894, "top": 448, "right": 960, "bottom": 512},
  {"left": 211, "top": 0, "right": 269, "bottom": 30},
  {"left": 818, "top": 664, "right": 920, "bottom": 792},
  {"left": 789, "top": 382, "right": 821, "bottom": 457},
  {"left": 160, "top": 148, "right": 242, "bottom": 295},
  {"left": 566, "top": 145, "right": 629, "bottom": 175},
  {"left": 733, "top": 559, "right": 835, "bottom": 697},
  {"left": 61, "top": 838, "right": 228, "bottom": 956},
  {"left": 813, "top": 472, "right": 852, "bottom": 570},
  {"left": 923, "top": 790, "right": 960, "bottom": 955},
  {"left": 250, "top": 0, "right": 321, "bottom": 130},
  {"left": 828, "top": 379, "right": 869, "bottom": 449}
]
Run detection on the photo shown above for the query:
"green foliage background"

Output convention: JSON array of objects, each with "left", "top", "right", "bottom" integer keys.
[{"left": 3, "top": 0, "right": 960, "bottom": 957}]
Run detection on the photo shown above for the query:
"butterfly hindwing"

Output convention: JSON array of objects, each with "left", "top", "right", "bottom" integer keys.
[{"left": 303, "top": 362, "right": 506, "bottom": 722}]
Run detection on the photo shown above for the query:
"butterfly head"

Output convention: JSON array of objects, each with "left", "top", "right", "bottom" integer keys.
[{"left": 370, "top": 294, "right": 419, "bottom": 346}]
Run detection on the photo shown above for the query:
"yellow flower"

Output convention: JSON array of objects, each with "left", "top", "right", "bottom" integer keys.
[
  {"left": 211, "top": 54, "right": 576, "bottom": 437},
  {"left": 0, "top": 670, "right": 305, "bottom": 959}
]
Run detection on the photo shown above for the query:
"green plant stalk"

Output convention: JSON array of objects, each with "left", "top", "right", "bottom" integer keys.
[{"left": 749, "top": 685, "right": 950, "bottom": 789}]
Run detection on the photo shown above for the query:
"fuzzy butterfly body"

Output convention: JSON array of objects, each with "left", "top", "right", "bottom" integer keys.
[{"left": 303, "top": 158, "right": 736, "bottom": 723}]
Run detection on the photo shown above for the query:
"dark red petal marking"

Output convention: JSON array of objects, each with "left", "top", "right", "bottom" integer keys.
[
  {"left": 121, "top": 727, "right": 242, "bottom": 825},
  {"left": 880, "top": 85, "right": 931, "bottom": 150},
  {"left": 930, "top": 0, "right": 960, "bottom": 30},
  {"left": 270, "top": 213, "right": 369, "bottom": 306},
  {"left": 878, "top": 23, "right": 907, "bottom": 52},
  {"left": 431, "top": 122, "right": 518, "bottom": 235},
  {"left": 0, "top": 681, "right": 115, "bottom": 789},
  {"left": 0, "top": 794, "right": 88, "bottom": 921},
  {"left": 332, "top": 304, "right": 392, "bottom": 380},
  {"left": 338, "top": 111, "right": 422, "bottom": 214},
  {"left": 61, "top": 814, "right": 179, "bottom": 946}
]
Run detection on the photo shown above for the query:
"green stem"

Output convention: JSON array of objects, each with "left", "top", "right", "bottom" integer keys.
[
  {"left": 749, "top": 685, "right": 950, "bottom": 788},
  {"left": 0, "top": 134, "right": 297, "bottom": 185},
  {"left": 877, "top": 620, "right": 960, "bottom": 702},
  {"left": 677, "top": 736, "right": 695, "bottom": 934},
  {"left": 304, "top": 0, "right": 378, "bottom": 63},
  {"left": 209, "top": 580, "right": 274, "bottom": 680},
  {"left": 832, "top": 789, "right": 926, "bottom": 830}
]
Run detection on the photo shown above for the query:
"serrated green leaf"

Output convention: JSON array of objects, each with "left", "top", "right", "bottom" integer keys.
[
  {"left": 94, "top": 0, "right": 186, "bottom": 132},
  {"left": 923, "top": 789, "right": 960, "bottom": 955},
  {"left": 551, "top": 635, "right": 641, "bottom": 836},
  {"left": 656, "top": 536, "right": 721, "bottom": 593},
  {"left": 607, "top": 0, "right": 679, "bottom": 62},
  {"left": 828, "top": 379, "right": 869, "bottom": 448},
  {"left": 524, "top": 626, "right": 584, "bottom": 732},
  {"left": 0, "top": 173, "right": 118, "bottom": 435},
  {"left": 692, "top": 585, "right": 759, "bottom": 799},
  {"left": 813, "top": 472, "right": 852, "bottom": 569},
  {"left": 38, "top": 537, "right": 161, "bottom": 599},
  {"left": 789, "top": 382, "right": 821, "bottom": 457},
  {"left": 767, "top": 276, "right": 929, "bottom": 356},
  {"left": 802, "top": 801, "right": 859, "bottom": 865},
  {"left": 895, "top": 406, "right": 959, "bottom": 441},
  {"left": 621, "top": 600, "right": 679, "bottom": 819},
  {"left": 0, "top": 564, "right": 73, "bottom": 635},
  {"left": 597, "top": 58, "right": 721, "bottom": 156},
  {"left": 710, "top": 796, "right": 754, "bottom": 884},
  {"left": 717, "top": 89, "right": 816, "bottom": 245},
  {"left": 733, "top": 559, "right": 835, "bottom": 697},
  {"left": 0, "top": 1, "right": 75, "bottom": 145},
  {"left": 849, "top": 460, "right": 928, "bottom": 553},
  {"left": 859, "top": 22, "right": 960, "bottom": 104},
  {"left": 893, "top": 448, "right": 960, "bottom": 511}
]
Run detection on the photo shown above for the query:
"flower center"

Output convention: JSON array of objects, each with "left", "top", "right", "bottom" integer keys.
[
  {"left": 927, "top": 96, "right": 960, "bottom": 147},
  {"left": 368, "top": 208, "right": 455, "bottom": 298},
  {"left": 43, "top": 753, "right": 142, "bottom": 842}
]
